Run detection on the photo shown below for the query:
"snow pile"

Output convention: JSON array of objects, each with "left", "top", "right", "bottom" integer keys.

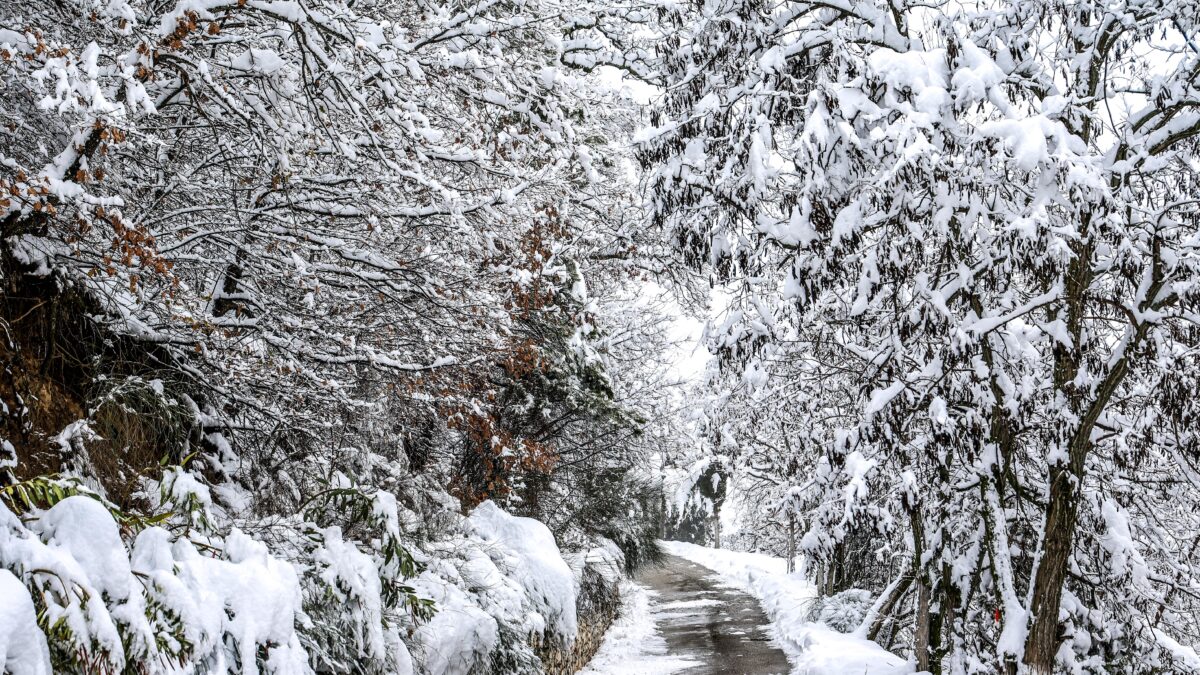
[
  {"left": 468, "top": 501, "right": 578, "bottom": 641},
  {"left": 1, "top": 491, "right": 591, "bottom": 675},
  {"left": 660, "top": 541, "right": 911, "bottom": 675},
  {"left": 161, "top": 529, "right": 310, "bottom": 675},
  {"left": 566, "top": 536, "right": 625, "bottom": 588},
  {"left": 0, "top": 569, "right": 50, "bottom": 675},
  {"left": 412, "top": 575, "right": 501, "bottom": 675}
]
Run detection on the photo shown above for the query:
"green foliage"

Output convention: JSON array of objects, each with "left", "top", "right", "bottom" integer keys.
[
  {"left": 300, "top": 484, "right": 425, "bottom": 585},
  {"left": 1, "top": 472, "right": 171, "bottom": 531},
  {"left": 298, "top": 480, "right": 435, "bottom": 675},
  {"left": 1, "top": 471, "right": 197, "bottom": 675},
  {"left": 1, "top": 473, "right": 93, "bottom": 514},
  {"left": 157, "top": 462, "right": 212, "bottom": 533}
]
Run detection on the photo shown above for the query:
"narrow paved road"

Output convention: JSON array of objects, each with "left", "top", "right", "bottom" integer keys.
[{"left": 634, "top": 553, "right": 793, "bottom": 674}]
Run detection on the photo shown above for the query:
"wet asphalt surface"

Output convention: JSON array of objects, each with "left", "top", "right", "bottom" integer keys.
[{"left": 634, "top": 554, "right": 793, "bottom": 674}]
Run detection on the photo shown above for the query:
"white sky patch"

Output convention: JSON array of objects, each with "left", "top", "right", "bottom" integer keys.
[
  {"left": 593, "top": 64, "right": 714, "bottom": 387},
  {"left": 636, "top": 279, "right": 710, "bottom": 384},
  {"left": 667, "top": 310, "right": 708, "bottom": 383},
  {"left": 595, "top": 65, "right": 659, "bottom": 105}
]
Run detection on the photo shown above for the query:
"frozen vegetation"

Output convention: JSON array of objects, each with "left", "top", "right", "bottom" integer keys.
[
  {"left": 4, "top": 0, "right": 1200, "bottom": 672},
  {"left": 0, "top": 487, "right": 621, "bottom": 675}
]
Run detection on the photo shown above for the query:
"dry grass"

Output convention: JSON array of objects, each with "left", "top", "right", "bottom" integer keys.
[{"left": 2, "top": 277, "right": 194, "bottom": 510}]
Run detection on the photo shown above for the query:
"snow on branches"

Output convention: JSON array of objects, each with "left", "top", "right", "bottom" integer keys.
[
  {"left": 644, "top": 0, "right": 1200, "bottom": 672},
  {"left": 1, "top": 0, "right": 674, "bottom": 673}
]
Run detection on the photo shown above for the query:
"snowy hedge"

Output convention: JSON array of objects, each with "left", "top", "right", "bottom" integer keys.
[{"left": 0, "top": 478, "right": 593, "bottom": 675}]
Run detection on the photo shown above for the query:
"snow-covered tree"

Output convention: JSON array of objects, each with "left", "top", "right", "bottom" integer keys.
[
  {"left": 1, "top": 0, "right": 676, "bottom": 672},
  {"left": 643, "top": 0, "right": 1200, "bottom": 672}
]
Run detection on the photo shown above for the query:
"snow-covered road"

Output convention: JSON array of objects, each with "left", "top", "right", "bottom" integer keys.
[
  {"left": 582, "top": 542, "right": 913, "bottom": 675},
  {"left": 581, "top": 553, "right": 791, "bottom": 674}
]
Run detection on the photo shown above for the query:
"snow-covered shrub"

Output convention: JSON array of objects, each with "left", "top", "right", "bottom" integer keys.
[
  {"left": 297, "top": 479, "right": 429, "bottom": 675},
  {"left": 468, "top": 501, "right": 577, "bottom": 645},
  {"left": 0, "top": 469, "right": 442, "bottom": 675},
  {"left": 0, "top": 568, "right": 50, "bottom": 675},
  {"left": 1, "top": 458, "right": 623, "bottom": 675},
  {"left": 808, "top": 589, "right": 874, "bottom": 633},
  {"left": 0, "top": 490, "right": 314, "bottom": 675},
  {"left": 405, "top": 500, "right": 594, "bottom": 675}
]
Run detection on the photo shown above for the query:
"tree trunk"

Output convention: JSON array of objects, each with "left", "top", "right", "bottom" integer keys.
[
  {"left": 862, "top": 571, "right": 913, "bottom": 641},
  {"left": 787, "top": 512, "right": 796, "bottom": 574},
  {"left": 1022, "top": 227, "right": 1092, "bottom": 673},
  {"left": 1026, "top": 323, "right": 1140, "bottom": 672},
  {"left": 1024, "top": 465, "right": 1079, "bottom": 673},
  {"left": 908, "top": 503, "right": 934, "bottom": 673},
  {"left": 915, "top": 577, "right": 932, "bottom": 672},
  {"left": 659, "top": 491, "right": 667, "bottom": 539}
]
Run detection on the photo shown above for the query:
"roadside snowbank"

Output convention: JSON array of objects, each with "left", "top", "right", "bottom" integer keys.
[
  {"left": 469, "top": 501, "right": 577, "bottom": 640},
  {"left": 661, "top": 541, "right": 911, "bottom": 675},
  {"left": 413, "top": 500, "right": 585, "bottom": 674}
]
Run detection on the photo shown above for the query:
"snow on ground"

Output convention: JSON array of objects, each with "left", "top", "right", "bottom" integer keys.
[
  {"left": 579, "top": 579, "right": 700, "bottom": 675},
  {"left": 661, "top": 541, "right": 912, "bottom": 675}
]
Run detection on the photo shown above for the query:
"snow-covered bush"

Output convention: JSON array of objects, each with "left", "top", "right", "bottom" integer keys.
[
  {"left": 0, "top": 568, "right": 49, "bottom": 675},
  {"left": 808, "top": 590, "right": 874, "bottom": 634},
  {"left": 0, "top": 471, "right": 608, "bottom": 675},
  {"left": 0, "top": 491, "right": 312, "bottom": 675},
  {"left": 0, "top": 470, "right": 428, "bottom": 675},
  {"left": 407, "top": 500, "right": 583, "bottom": 675},
  {"left": 468, "top": 502, "right": 577, "bottom": 645},
  {"left": 296, "top": 479, "right": 430, "bottom": 675}
]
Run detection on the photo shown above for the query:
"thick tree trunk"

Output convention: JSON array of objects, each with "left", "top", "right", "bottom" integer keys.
[
  {"left": 915, "top": 578, "right": 932, "bottom": 672},
  {"left": 1022, "top": 228, "right": 1093, "bottom": 673},
  {"left": 1026, "top": 331, "right": 1138, "bottom": 672},
  {"left": 1024, "top": 465, "right": 1078, "bottom": 673}
]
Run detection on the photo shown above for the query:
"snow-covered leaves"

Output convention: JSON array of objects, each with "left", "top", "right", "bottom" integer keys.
[
  {"left": 1, "top": 2, "right": 679, "bottom": 673},
  {"left": 0, "top": 493, "right": 312, "bottom": 675},
  {"left": 646, "top": 0, "right": 1200, "bottom": 671}
]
